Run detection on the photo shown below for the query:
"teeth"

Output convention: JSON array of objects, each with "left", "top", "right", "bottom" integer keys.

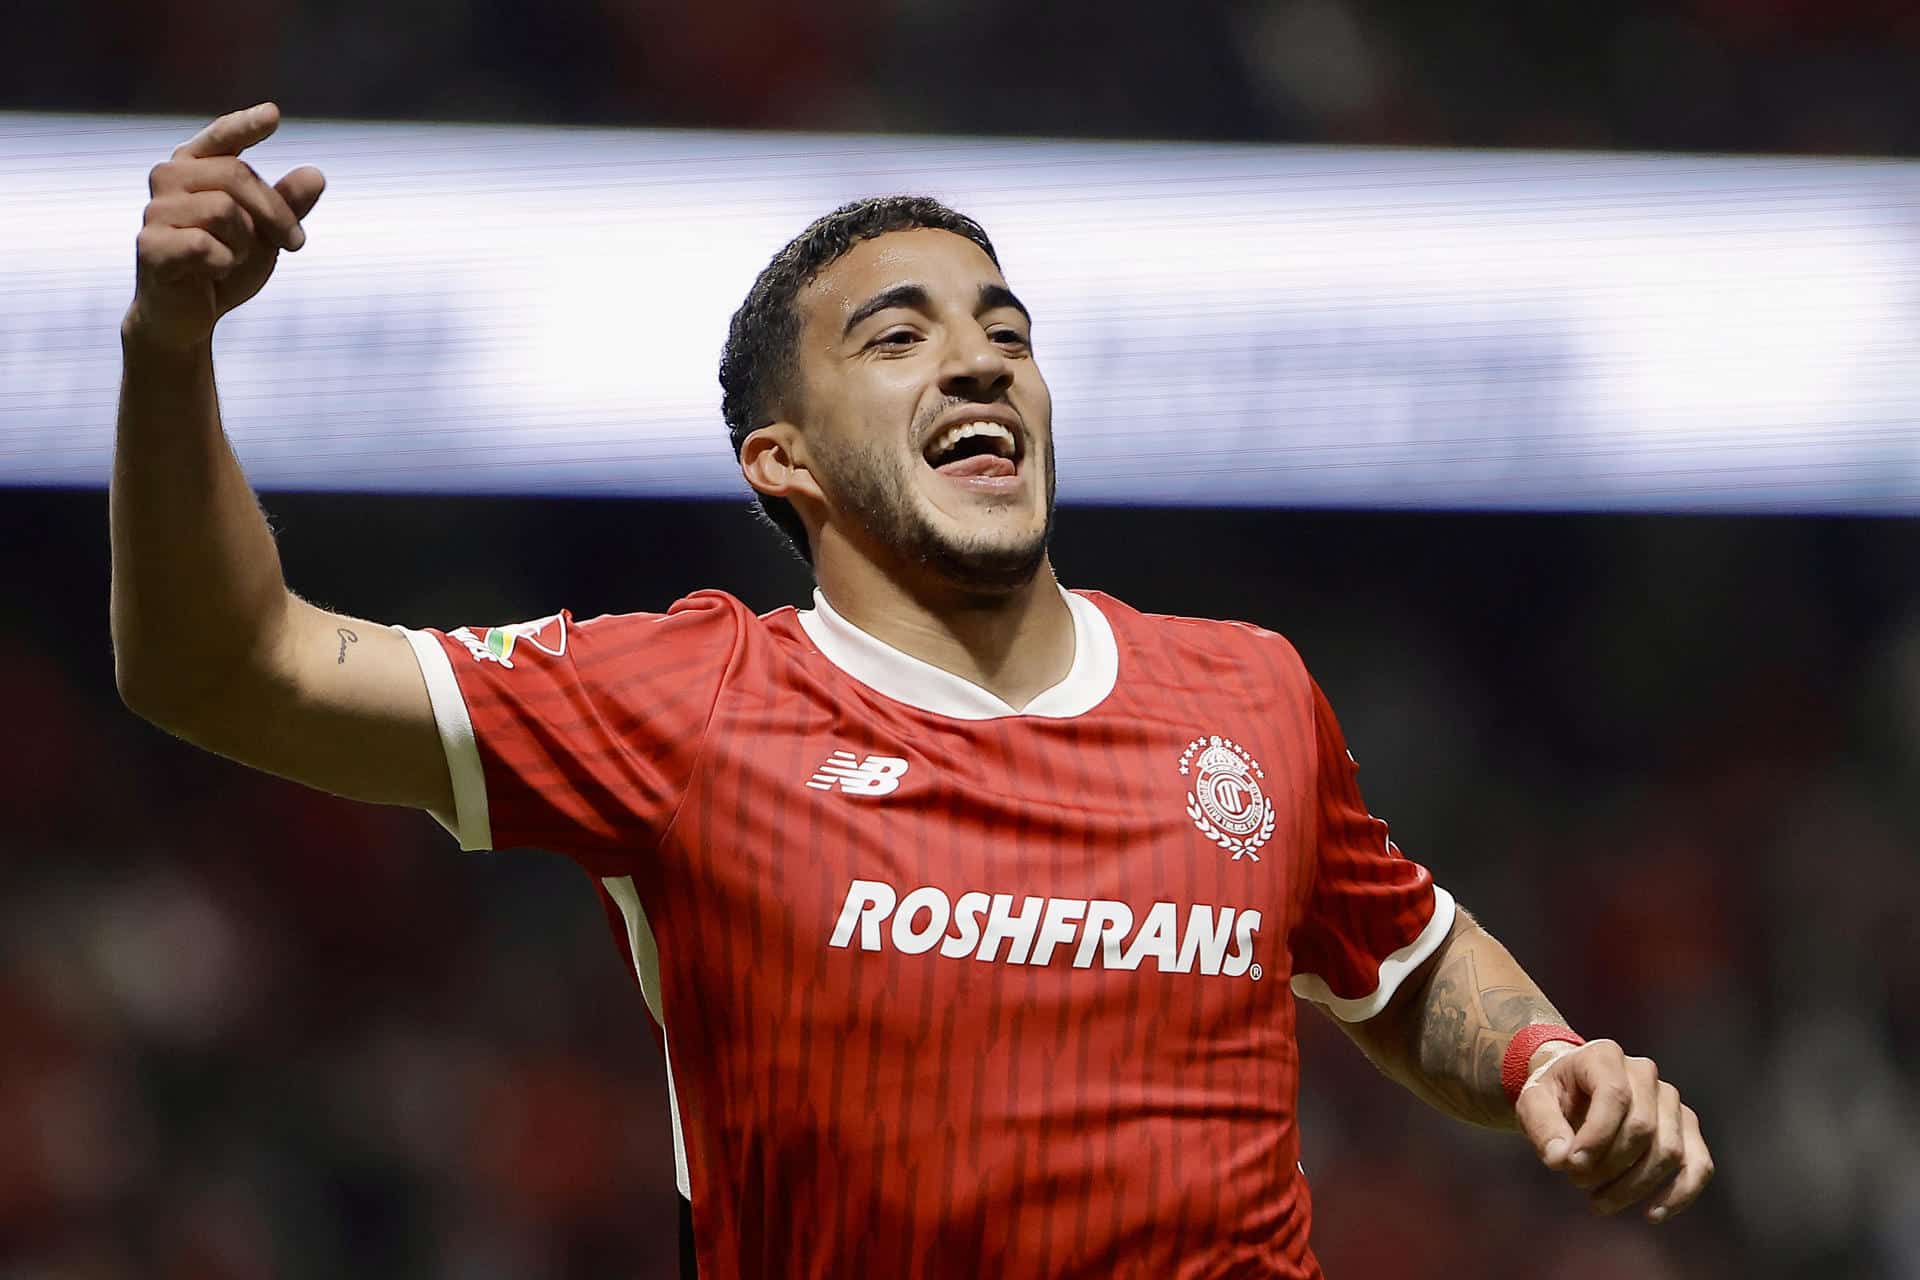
[{"left": 927, "top": 420, "right": 1017, "bottom": 464}]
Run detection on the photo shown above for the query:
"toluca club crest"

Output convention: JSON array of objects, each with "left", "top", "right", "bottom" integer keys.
[{"left": 1179, "top": 735, "right": 1276, "bottom": 861}]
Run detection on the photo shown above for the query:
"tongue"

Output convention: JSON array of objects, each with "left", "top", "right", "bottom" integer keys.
[{"left": 935, "top": 454, "right": 1016, "bottom": 478}]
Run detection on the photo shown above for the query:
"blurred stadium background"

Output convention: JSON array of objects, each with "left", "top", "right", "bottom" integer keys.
[{"left": 3, "top": 1, "right": 1918, "bottom": 1277}]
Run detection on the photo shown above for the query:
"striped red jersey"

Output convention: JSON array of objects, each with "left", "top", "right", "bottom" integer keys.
[{"left": 400, "top": 586, "right": 1454, "bottom": 1279}]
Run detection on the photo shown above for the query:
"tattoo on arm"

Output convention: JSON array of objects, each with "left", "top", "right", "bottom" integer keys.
[
  {"left": 335, "top": 627, "right": 359, "bottom": 665},
  {"left": 1413, "top": 947, "right": 1565, "bottom": 1125}
]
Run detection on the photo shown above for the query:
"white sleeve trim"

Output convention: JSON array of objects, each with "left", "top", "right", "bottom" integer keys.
[
  {"left": 1290, "top": 884, "right": 1458, "bottom": 1023},
  {"left": 602, "top": 875, "right": 691, "bottom": 1201},
  {"left": 395, "top": 626, "right": 494, "bottom": 852}
]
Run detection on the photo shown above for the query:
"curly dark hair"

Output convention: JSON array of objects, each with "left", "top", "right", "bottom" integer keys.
[{"left": 718, "top": 195, "right": 1002, "bottom": 564}]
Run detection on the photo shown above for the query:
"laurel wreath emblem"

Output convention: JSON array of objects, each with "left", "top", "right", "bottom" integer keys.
[
  {"left": 1185, "top": 790, "right": 1276, "bottom": 861},
  {"left": 1179, "top": 735, "right": 1276, "bottom": 862}
]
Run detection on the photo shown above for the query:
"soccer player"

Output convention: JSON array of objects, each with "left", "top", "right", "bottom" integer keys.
[{"left": 113, "top": 104, "right": 1714, "bottom": 1278}]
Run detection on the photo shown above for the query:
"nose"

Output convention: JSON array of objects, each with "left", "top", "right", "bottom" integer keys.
[{"left": 937, "top": 325, "right": 1014, "bottom": 401}]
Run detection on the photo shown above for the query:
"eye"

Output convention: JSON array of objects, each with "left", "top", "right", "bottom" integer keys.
[
  {"left": 872, "top": 330, "right": 917, "bottom": 347},
  {"left": 991, "top": 328, "right": 1029, "bottom": 346}
]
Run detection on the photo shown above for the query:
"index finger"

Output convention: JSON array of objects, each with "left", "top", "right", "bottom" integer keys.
[
  {"left": 1571, "top": 1071, "right": 1634, "bottom": 1170},
  {"left": 172, "top": 102, "right": 282, "bottom": 162}
]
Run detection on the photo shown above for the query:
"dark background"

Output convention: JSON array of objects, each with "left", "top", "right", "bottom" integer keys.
[
  {"left": 5, "top": 1, "right": 1919, "bottom": 1276},
  {"left": 15, "top": 0, "right": 1920, "bottom": 154}
]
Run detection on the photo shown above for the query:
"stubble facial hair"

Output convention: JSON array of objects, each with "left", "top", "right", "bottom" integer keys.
[{"left": 816, "top": 431, "right": 1058, "bottom": 595}]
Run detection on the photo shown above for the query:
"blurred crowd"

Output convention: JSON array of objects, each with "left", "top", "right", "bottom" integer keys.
[
  {"left": 7, "top": 0, "right": 1918, "bottom": 155},
  {"left": 0, "top": 496, "right": 1914, "bottom": 1279}
]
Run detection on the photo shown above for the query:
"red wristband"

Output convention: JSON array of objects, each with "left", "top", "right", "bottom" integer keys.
[{"left": 1502, "top": 1024, "right": 1586, "bottom": 1105}]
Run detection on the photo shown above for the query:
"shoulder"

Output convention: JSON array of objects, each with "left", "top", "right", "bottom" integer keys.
[
  {"left": 1076, "top": 588, "right": 1309, "bottom": 682},
  {"left": 568, "top": 589, "right": 793, "bottom": 636},
  {"left": 555, "top": 589, "right": 812, "bottom": 674}
]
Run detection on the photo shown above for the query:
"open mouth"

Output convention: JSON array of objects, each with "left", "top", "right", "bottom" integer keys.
[{"left": 922, "top": 419, "right": 1022, "bottom": 481}]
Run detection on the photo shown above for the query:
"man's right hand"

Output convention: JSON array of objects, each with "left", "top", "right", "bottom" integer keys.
[
  {"left": 127, "top": 102, "right": 326, "bottom": 351},
  {"left": 114, "top": 102, "right": 449, "bottom": 821}
]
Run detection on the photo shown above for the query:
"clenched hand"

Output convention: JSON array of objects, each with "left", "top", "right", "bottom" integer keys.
[{"left": 1517, "top": 1038, "right": 1715, "bottom": 1224}]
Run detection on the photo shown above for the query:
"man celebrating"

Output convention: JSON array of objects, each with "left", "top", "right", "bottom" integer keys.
[{"left": 114, "top": 104, "right": 1713, "bottom": 1278}]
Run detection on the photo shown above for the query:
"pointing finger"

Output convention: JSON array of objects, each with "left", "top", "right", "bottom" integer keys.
[{"left": 172, "top": 102, "right": 282, "bottom": 163}]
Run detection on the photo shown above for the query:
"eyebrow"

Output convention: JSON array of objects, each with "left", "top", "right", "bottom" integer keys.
[{"left": 840, "top": 281, "right": 1032, "bottom": 339}]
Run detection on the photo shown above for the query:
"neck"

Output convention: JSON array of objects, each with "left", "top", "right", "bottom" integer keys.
[{"left": 813, "top": 552, "right": 1075, "bottom": 712}]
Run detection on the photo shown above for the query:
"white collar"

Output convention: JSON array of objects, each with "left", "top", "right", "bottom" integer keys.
[{"left": 796, "top": 585, "right": 1118, "bottom": 720}]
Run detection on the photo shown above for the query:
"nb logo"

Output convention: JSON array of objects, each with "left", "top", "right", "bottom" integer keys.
[{"left": 806, "top": 751, "right": 910, "bottom": 796}]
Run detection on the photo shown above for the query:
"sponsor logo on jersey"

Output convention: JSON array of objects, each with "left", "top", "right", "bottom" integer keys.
[
  {"left": 1180, "top": 735, "right": 1275, "bottom": 861},
  {"left": 806, "top": 751, "right": 910, "bottom": 796},
  {"left": 828, "top": 879, "right": 1264, "bottom": 980},
  {"left": 450, "top": 613, "right": 567, "bottom": 669}
]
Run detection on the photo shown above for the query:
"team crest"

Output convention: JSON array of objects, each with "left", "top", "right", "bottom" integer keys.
[{"left": 1179, "top": 735, "right": 1276, "bottom": 862}]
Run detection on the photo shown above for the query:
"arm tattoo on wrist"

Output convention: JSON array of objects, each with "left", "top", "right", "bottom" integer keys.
[
  {"left": 336, "top": 627, "right": 359, "bottom": 664},
  {"left": 1414, "top": 948, "right": 1564, "bottom": 1124}
]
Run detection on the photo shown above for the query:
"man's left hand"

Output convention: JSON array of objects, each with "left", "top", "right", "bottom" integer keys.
[{"left": 1514, "top": 1038, "right": 1715, "bottom": 1223}]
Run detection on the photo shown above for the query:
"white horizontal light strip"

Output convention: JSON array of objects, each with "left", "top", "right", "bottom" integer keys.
[{"left": 3, "top": 112, "right": 1917, "bottom": 512}]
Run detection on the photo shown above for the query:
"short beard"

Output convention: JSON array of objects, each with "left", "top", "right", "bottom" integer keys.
[{"left": 822, "top": 435, "right": 1056, "bottom": 595}]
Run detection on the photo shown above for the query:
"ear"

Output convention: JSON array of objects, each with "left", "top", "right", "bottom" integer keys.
[{"left": 740, "top": 422, "right": 826, "bottom": 507}]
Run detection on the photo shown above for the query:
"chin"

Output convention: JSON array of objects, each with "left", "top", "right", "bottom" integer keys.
[
  {"left": 828, "top": 439, "right": 1057, "bottom": 592},
  {"left": 915, "top": 516, "right": 1052, "bottom": 595}
]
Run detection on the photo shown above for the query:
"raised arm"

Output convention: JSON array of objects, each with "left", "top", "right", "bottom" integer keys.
[
  {"left": 1314, "top": 905, "right": 1715, "bottom": 1224},
  {"left": 112, "top": 103, "right": 451, "bottom": 815}
]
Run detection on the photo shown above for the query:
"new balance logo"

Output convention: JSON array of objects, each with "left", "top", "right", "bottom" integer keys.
[{"left": 806, "top": 751, "right": 910, "bottom": 796}]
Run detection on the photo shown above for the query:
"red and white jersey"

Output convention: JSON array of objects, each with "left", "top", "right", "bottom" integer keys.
[{"left": 399, "top": 587, "right": 1454, "bottom": 1279}]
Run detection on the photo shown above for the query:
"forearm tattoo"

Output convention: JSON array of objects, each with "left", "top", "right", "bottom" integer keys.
[
  {"left": 1412, "top": 943, "right": 1566, "bottom": 1126},
  {"left": 335, "top": 627, "right": 359, "bottom": 664}
]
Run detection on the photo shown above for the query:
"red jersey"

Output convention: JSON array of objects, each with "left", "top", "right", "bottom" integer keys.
[{"left": 400, "top": 587, "right": 1453, "bottom": 1279}]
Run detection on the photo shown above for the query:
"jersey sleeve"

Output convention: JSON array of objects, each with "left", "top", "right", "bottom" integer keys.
[
  {"left": 395, "top": 591, "right": 739, "bottom": 875},
  {"left": 1288, "top": 678, "right": 1457, "bottom": 1022}
]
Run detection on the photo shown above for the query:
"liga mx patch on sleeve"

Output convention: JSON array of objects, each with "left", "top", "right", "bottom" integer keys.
[{"left": 450, "top": 612, "right": 567, "bottom": 669}]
